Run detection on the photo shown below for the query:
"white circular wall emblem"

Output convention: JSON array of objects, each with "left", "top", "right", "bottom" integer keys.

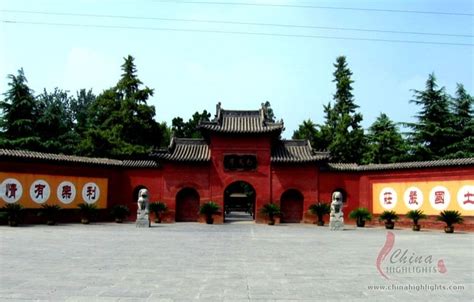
[
  {"left": 403, "top": 186, "right": 423, "bottom": 210},
  {"left": 0, "top": 178, "right": 23, "bottom": 203},
  {"left": 82, "top": 182, "right": 100, "bottom": 204},
  {"left": 429, "top": 186, "right": 451, "bottom": 211},
  {"left": 457, "top": 185, "right": 474, "bottom": 211},
  {"left": 379, "top": 187, "right": 397, "bottom": 210},
  {"left": 57, "top": 181, "right": 76, "bottom": 204},
  {"left": 29, "top": 179, "right": 50, "bottom": 204}
]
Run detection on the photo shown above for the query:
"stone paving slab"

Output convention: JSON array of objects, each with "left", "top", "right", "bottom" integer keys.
[{"left": 0, "top": 222, "right": 473, "bottom": 301}]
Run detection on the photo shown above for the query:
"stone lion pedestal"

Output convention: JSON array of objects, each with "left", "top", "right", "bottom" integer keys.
[{"left": 136, "top": 188, "right": 151, "bottom": 228}]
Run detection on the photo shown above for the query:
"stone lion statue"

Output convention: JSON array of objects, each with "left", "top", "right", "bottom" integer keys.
[
  {"left": 137, "top": 188, "right": 149, "bottom": 214},
  {"left": 329, "top": 191, "right": 344, "bottom": 230}
]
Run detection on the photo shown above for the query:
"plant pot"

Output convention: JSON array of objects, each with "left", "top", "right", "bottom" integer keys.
[
  {"left": 317, "top": 220, "right": 325, "bottom": 226},
  {"left": 8, "top": 220, "right": 18, "bottom": 227},
  {"left": 356, "top": 220, "right": 366, "bottom": 227},
  {"left": 444, "top": 226, "right": 454, "bottom": 233},
  {"left": 385, "top": 221, "right": 395, "bottom": 229},
  {"left": 46, "top": 220, "right": 56, "bottom": 226},
  {"left": 81, "top": 218, "right": 90, "bottom": 224},
  {"left": 115, "top": 218, "right": 123, "bottom": 223},
  {"left": 268, "top": 219, "right": 275, "bottom": 225},
  {"left": 412, "top": 224, "right": 421, "bottom": 231},
  {"left": 206, "top": 217, "right": 214, "bottom": 224}
]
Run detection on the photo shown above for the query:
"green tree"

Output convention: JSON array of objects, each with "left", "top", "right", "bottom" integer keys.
[
  {"left": 322, "top": 56, "right": 366, "bottom": 163},
  {"left": 444, "top": 84, "right": 474, "bottom": 158},
  {"left": 0, "top": 68, "right": 41, "bottom": 150},
  {"left": 363, "top": 113, "right": 408, "bottom": 163},
  {"left": 172, "top": 110, "right": 211, "bottom": 138},
  {"left": 407, "top": 73, "right": 453, "bottom": 160},
  {"left": 71, "top": 89, "right": 95, "bottom": 138},
  {"left": 81, "top": 55, "right": 162, "bottom": 157},
  {"left": 36, "top": 88, "right": 79, "bottom": 154},
  {"left": 292, "top": 119, "right": 323, "bottom": 149}
]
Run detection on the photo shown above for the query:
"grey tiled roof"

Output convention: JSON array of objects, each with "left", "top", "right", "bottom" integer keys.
[
  {"left": 271, "top": 140, "right": 329, "bottom": 163},
  {"left": 121, "top": 159, "right": 160, "bottom": 168},
  {"left": 153, "top": 138, "right": 211, "bottom": 162},
  {"left": 0, "top": 149, "right": 160, "bottom": 168},
  {"left": 328, "top": 157, "right": 474, "bottom": 171},
  {"left": 199, "top": 103, "right": 284, "bottom": 134},
  {"left": 0, "top": 148, "right": 123, "bottom": 166}
]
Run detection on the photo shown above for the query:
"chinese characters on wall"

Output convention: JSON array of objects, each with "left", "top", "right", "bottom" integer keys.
[
  {"left": 374, "top": 181, "right": 474, "bottom": 215},
  {"left": 0, "top": 173, "right": 107, "bottom": 208}
]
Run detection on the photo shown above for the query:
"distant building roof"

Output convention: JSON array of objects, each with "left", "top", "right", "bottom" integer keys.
[
  {"left": 152, "top": 138, "right": 211, "bottom": 162},
  {"left": 327, "top": 157, "right": 474, "bottom": 171},
  {"left": 199, "top": 102, "right": 284, "bottom": 134},
  {"left": 271, "top": 140, "right": 329, "bottom": 163},
  {"left": 0, "top": 149, "right": 160, "bottom": 168}
]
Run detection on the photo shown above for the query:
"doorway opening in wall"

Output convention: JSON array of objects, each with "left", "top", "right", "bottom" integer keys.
[{"left": 224, "top": 181, "right": 256, "bottom": 223}]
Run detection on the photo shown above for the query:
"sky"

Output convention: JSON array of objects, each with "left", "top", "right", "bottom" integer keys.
[{"left": 0, "top": 0, "right": 473, "bottom": 139}]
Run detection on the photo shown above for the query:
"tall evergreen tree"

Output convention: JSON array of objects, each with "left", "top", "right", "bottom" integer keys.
[
  {"left": 407, "top": 73, "right": 453, "bottom": 160},
  {"left": 363, "top": 113, "right": 408, "bottom": 163},
  {"left": 0, "top": 68, "right": 41, "bottom": 150},
  {"left": 444, "top": 84, "right": 474, "bottom": 158},
  {"left": 321, "top": 56, "right": 366, "bottom": 163},
  {"left": 81, "top": 55, "right": 162, "bottom": 157}
]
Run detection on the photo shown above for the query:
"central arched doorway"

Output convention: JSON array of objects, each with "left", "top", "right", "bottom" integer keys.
[
  {"left": 224, "top": 181, "right": 256, "bottom": 222},
  {"left": 280, "top": 189, "right": 304, "bottom": 223},
  {"left": 175, "top": 187, "right": 200, "bottom": 222}
]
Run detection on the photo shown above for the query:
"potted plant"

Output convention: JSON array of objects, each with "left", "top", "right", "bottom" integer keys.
[
  {"left": 260, "top": 203, "right": 281, "bottom": 225},
  {"left": 110, "top": 204, "right": 130, "bottom": 223},
  {"left": 308, "top": 202, "right": 330, "bottom": 226},
  {"left": 1, "top": 203, "right": 24, "bottom": 227},
  {"left": 78, "top": 203, "right": 98, "bottom": 224},
  {"left": 149, "top": 202, "right": 168, "bottom": 223},
  {"left": 37, "top": 204, "right": 61, "bottom": 225},
  {"left": 379, "top": 210, "right": 399, "bottom": 229},
  {"left": 437, "top": 210, "right": 463, "bottom": 233},
  {"left": 199, "top": 201, "right": 220, "bottom": 224},
  {"left": 349, "top": 207, "right": 372, "bottom": 227},
  {"left": 406, "top": 209, "right": 427, "bottom": 231}
]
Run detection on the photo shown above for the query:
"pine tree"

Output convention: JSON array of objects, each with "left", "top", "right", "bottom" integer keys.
[
  {"left": 0, "top": 68, "right": 41, "bottom": 150},
  {"left": 444, "top": 84, "right": 474, "bottom": 158},
  {"left": 322, "top": 56, "right": 366, "bottom": 163},
  {"left": 407, "top": 73, "right": 453, "bottom": 160},
  {"left": 81, "top": 55, "right": 162, "bottom": 157},
  {"left": 363, "top": 113, "right": 408, "bottom": 163}
]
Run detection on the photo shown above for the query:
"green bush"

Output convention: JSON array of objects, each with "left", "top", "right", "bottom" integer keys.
[
  {"left": 2, "top": 203, "right": 24, "bottom": 226},
  {"left": 349, "top": 207, "right": 372, "bottom": 227},
  {"left": 308, "top": 202, "right": 330, "bottom": 225},
  {"left": 37, "top": 204, "right": 61, "bottom": 225},
  {"left": 110, "top": 205, "right": 130, "bottom": 222},
  {"left": 436, "top": 210, "right": 463, "bottom": 227}
]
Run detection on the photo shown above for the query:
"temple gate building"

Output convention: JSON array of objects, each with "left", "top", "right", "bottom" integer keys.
[{"left": 1, "top": 103, "right": 473, "bottom": 228}]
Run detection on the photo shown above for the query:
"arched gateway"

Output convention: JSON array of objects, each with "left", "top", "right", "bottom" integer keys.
[
  {"left": 175, "top": 188, "right": 200, "bottom": 222},
  {"left": 224, "top": 181, "right": 256, "bottom": 222},
  {"left": 280, "top": 189, "right": 304, "bottom": 223}
]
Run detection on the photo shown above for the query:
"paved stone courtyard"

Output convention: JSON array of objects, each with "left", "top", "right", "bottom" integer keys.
[{"left": 1, "top": 220, "right": 473, "bottom": 302}]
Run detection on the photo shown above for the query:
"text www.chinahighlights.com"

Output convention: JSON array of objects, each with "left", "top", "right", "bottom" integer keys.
[{"left": 367, "top": 284, "right": 465, "bottom": 292}]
